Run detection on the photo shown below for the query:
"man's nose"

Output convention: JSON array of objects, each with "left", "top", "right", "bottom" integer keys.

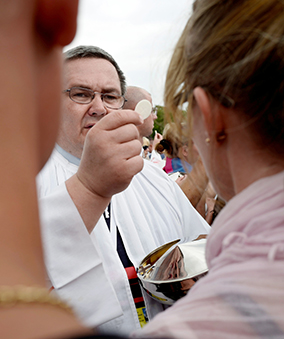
[{"left": 87, "top": 94, "right": 107, "bottom": 117}]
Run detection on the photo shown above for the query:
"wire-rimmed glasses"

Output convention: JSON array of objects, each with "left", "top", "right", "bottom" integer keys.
[
  {"left": 63, "top": 87, "right": 126, "bottom": 109},
  {"left": 151, "top": 106, "right": 158, "bottom": 116}
]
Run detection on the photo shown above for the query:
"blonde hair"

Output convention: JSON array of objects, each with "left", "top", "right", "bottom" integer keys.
[{"left": 165, "top": 0, "right": 284, "bottom": 154}]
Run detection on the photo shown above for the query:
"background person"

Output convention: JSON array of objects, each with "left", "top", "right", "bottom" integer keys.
[
  {"left": 124, "top": 86, "right": 157, "bottom": 144},
  {"left": 142, "top": 137, "right": 150, "bottom": 158},
  {"left": 124, "top": 86, "right": 165, "bottom": 168},
  {"left": 156, "top": 122, "right": 216, "bottom": 224},
  {"left": 149, "top": 132, "right": 165, "bottom": 168},
  {"left": 133, "top": 0, "right": 284, "bottom": 338},
  {"left": 155, "top": 122, "right": 199, "bottom": 176}
]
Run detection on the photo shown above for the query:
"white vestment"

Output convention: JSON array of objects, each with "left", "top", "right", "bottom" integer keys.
[{"left": 37, "top": 147, "right": 210, "bottom": 335}]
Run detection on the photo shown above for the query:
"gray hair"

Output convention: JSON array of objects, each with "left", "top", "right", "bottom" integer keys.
[{"left": 64, "top": 45, "right": 127, "bottom": 95}]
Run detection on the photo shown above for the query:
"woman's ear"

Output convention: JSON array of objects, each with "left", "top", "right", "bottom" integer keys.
[
  {"left": 193, "top": 87, "right": 225, "bottom": 137},
  {"left": 193, "top": 87, "right": 213, "bottom": 136},
  {"left": 35, "top": 0, "right": 79, "bottom": 47}
]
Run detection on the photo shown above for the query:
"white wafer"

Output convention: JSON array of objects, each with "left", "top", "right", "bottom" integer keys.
[{"left": 135, "top": 99, "right": 152, "bottom": 120}]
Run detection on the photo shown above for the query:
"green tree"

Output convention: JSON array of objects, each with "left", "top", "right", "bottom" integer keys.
[{"left": 151, "top": 105, "right": 165, "bottom": 138}]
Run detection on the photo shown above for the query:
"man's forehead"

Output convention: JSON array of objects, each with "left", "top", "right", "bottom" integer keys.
[
  {"left": 141, "top": 91, "right": 153, "bottom": 106},
  {"left": 64, "top": 57, "right": 114, "bottom": 77},
  {"left": 145, "top": 93, "right": 153, "bottom": 104},
  {"left": 63, "top": 57, "right": 121, "bottom": 90},
  {"left": 137, "top": 89, "right": 153, "bottom": 104}
]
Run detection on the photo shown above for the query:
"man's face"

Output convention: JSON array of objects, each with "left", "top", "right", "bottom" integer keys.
[
  {"left": 142, "top": 110, "right": 157, "bottom": 137},
  {"left": 57, "top": 57, "right": 121, "bottom": 158}
]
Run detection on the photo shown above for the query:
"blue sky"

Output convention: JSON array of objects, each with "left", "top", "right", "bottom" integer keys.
[{"left": 65, "top": 0, "right": 193, "bottom": 106}]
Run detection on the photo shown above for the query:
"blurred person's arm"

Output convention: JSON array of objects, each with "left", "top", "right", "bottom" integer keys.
[
  {"left": 177, "top": 158, "right": 217, "bottom": 224},
  {"left": 178, "top": 157, "right": 209, "bottom": 207}
]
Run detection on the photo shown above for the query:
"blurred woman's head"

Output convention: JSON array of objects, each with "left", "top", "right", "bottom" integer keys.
[
  {"left": 165, "top": 0, "right": 284, "bottom": 199},
  {"left": 156, "top": 123, "right": 184, "bottom": 159},
  {"left": 166, "top": 0, "right": 284, "bottom": 152},
  {"left": 156, "top": 122, "right": 199, "bottom": 164}
]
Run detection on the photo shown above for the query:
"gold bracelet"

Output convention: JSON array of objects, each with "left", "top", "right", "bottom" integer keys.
[{"left": 0, "top": 285, "right": 72, "bottom": 313}]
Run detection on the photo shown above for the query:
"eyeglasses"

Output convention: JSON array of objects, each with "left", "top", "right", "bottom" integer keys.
[
  {"left": 63, "top": 87, "right": 126, "bottom": 109},
  {"left": 151, "top": 106, "right": 158, "bottom": 116}
]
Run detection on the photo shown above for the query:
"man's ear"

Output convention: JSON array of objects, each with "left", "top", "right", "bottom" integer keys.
[
  {"left": 36, "top": 0, "right": 79, "bottom": 47},
  {"left": 181, "top": 145, "right": 188, "bottom": 158},
  {"left": 193, "top": 87, "right": 224, "bottom": 137}
]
